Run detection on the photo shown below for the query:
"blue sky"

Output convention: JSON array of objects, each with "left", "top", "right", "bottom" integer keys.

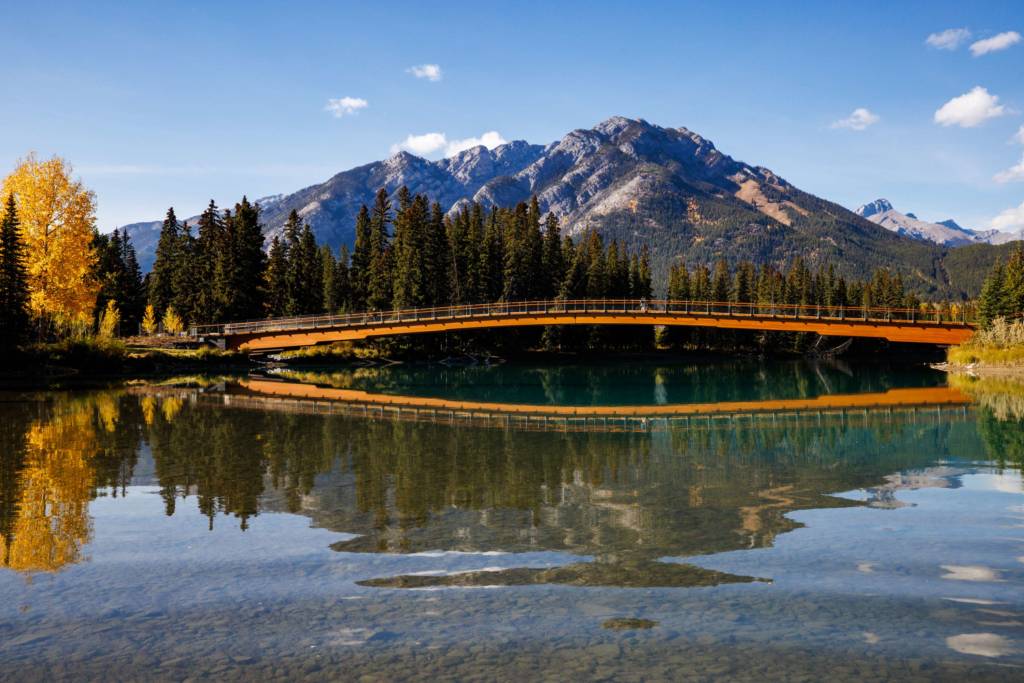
[{"left": 1, "top": 0, "right": 1022, "bottom": 233}]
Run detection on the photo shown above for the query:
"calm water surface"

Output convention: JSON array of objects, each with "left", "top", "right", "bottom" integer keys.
[{"left": 1, "top": 360, "right": 1022, "bottom": 681}]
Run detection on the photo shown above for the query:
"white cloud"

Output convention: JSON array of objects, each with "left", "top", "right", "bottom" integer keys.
[
  {"left": 990, "top": 201, "right": 1024, "bottom": 233},
  {"left": 445, "top": 131, "right": 507, "bottom": 155},
  {"left": 324, "top": 97, "right": 368, "bottom": 118},
  {"left": 934, "top": 86, "right": 1007, "bottom": 127},
  {"left": 994, "top": 154, "right": 1024, "bottom": 183},
  {"left": 830, "top": 108, "right": 880, "bottom": 131},
  {"left": 1013, "top": 125, "right": 1024, "bottom": 145},
  {"left": 390, "top": 132, "right": 448, "bottom": 156},
  {"left": 390, "top": 130, "right": 507, "bottom": 157},
  {"left": 926, "top": 28, "right": 971, "bottom": 50},
  {"left": 970, "top": 31, "right": 1021, "bottom": 56},
  {"left": 407, "top": 64, "right": 442, "bottom": 82}
]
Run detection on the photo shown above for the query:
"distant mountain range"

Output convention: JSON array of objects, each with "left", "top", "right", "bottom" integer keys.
[
  {"left": 853, "top": 198, "right": 1017, "bottom": 247},
  {"left": 122, "top": 116, "right": 1014, "bottom": 297}
]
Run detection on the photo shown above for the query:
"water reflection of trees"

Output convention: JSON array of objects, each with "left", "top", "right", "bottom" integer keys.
[
  {"left": 0, "top": 383, "right": 995, "bottom": 579},
  {"left": 0, "top": 394, "right": 140, "bottom": 573}
]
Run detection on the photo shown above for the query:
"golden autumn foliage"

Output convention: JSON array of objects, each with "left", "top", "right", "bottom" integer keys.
[
  {"left": 1, "top": 153, "right": 99, "bottom": 326},
  {"left": 141, "top": 304, "right": 158, "bottom": 335},
  {"left": 0, "top": 400, "right": 98, "bottom": 573}
]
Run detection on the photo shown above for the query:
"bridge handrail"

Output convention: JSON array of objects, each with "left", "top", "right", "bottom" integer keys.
[{"left": 188, "top": 298, "right": 976, "bottom": 338}]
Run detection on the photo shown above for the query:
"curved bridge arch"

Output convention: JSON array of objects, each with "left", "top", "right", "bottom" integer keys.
[{"left": 190, "top": 299, "right": 976, "bottom": 351}]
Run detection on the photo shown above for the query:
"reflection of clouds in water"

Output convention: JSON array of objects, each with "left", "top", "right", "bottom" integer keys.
[
  {"left": 862, "top": 632, "right": 880, "bottom": 644},
  {"left": 941, "top": 565, "right": 1005, "bottom": 582},
  {"left": 856, "top": 562, "right": 875, "bottom": 573},
  {"left": 944, "top": 597, "right": 1004, "bottom": 605},
  {"left": 946, "top": 633, "right": 1018, "bottom": 658}
]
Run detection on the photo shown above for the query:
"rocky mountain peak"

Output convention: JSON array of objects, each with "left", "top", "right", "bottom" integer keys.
[{"left": 854, "top": 199, "right": 894, "bottom": 218}]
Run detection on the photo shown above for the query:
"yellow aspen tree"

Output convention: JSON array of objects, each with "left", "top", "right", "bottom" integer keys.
[
  {"left": 141, "top": 304, "right": 157, "bottom": 335},
  {"left": 98, "top": 300, "right": 120, "bottom": 338},
  {"left": 1, "top": 154, "right": 99, "bottom": 327},
  {"left": 161, "top": 305, "right": 184, "bottom": 334}
]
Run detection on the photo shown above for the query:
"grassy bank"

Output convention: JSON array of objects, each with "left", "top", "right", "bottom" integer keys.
[
  {"left": 946, "top": 318, "right": 1024, "bottom": 368},
  {"left": 0, "top": 338, "right": 251, "bottom": 386}
]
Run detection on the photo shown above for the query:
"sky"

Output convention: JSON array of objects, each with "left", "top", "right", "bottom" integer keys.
[{"left": 1, "top": 0, "right": 1022, "bottom": 233}]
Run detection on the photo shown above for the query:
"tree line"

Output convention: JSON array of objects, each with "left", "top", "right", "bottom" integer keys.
[
  {"left": 977, "top": 243, "right": 1024, "bottom": 327},
  {"left": 146, "top": 188, "right": 656, "bottom": 350}
]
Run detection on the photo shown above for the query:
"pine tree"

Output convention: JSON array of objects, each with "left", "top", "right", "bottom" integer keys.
[
  {"left": 229, "top": 196, "right": 267, "bottom": 320},
  {"left": 335, "top": 245, "right": 351, "bottom": 312},
  {"left": 541, "top": 213, "right": 564, "bottom": 298},
  {"left": 148, "top": 207, "right": 181, "bottom": 316},
  {"left": 366, "top": 189, "right": 393, "bottom": 311},
  {"left": 320, "top": 245, "right": 338, "bottom": 313},
  {"left": 350, "top": 205, "right": 372, "bottom": 310},
  {"left": 265, "top": 235, "right": 289, "bottom": 316},
  {"left": 0, "top": 194, "right": 30, "bottom": 349}
]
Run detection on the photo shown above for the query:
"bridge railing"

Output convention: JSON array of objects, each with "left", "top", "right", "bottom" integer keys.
[{"left": 188, "top": 298, "right": 976, "bottom": 338}]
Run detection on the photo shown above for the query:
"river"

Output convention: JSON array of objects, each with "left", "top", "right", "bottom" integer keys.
[{"left": 0, "top": 359, "right": 1022, "bottom": 680}]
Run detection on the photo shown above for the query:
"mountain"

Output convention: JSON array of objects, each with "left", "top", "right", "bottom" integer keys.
[
  {"left": 854, "top": 198, "right": 1021, "bottom": 248},
  {"left": 122, "top": 117, "right": 1008, "bottom": 297},
  {"left": 853, "top": 199, "right": 981, "bottom": 246}
]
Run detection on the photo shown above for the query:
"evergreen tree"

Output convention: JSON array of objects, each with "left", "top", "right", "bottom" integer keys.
[
  {"left": 349, "top": 205, "right": 372, "bottom": 310},
  {"left": 0, "top": 194, "right": 30, "bottom": 349},
  {"left": 229, "top": 197, "right": 267, "bottom": 320},
  {"left": 148, "top": 208, "right": 181, "bottom": 316},
  {"left": 320, "top": 245, "right": 339, "bottom": 314},
  {"left": 366, "top": 189, "right": 394, "bottom": 311},
  {"left": 265, "top": 235, "right": 289, "bottom": 316},
  {"left": 541, "top": 213, "right": 565, "bottom": 298}
]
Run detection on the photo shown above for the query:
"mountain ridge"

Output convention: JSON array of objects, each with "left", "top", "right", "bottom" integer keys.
[{"left": 122, "top": 117, "right": 1009, "bottom": 297}]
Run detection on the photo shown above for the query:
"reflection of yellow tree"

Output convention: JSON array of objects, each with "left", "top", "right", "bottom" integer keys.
[{"left": 0, "top": 401, "right": 98, "bottom": 573}]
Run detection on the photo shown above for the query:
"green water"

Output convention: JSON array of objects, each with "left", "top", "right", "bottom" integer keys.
[{"left": 0, "top": 360, "right": 1022, "bottom": 681}]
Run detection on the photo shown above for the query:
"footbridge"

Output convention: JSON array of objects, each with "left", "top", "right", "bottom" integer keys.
[{"left": 189, "top": 299, "right": 976, "bottom": 351}]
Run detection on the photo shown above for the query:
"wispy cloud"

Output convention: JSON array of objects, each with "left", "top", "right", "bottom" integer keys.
[
  {"left": 391, "top": 130, "right": 507, "bottom": 158},
  {"left": 1014, "top": 125, "right": 1024, "bottom": 145},
  {"left": 934, "top": 86, "right": 1007, "bottom": 127},
  {"left": 830, "top": 108, "right": 880, "bottom": 131},
  {"left": 324, "top": 96, "right": 368, "bottom": 118},
  {"left": 990, "top": 200, "right": 1024, "bottom": 233},
  {"left": 926, "top": 28, "right": 971, "bottom": 50},
  {"left": 407, "top": 64, "right": 442, "bottom": 82},
  {"left": 994, "top": 154, "right": 1024, "bottom": 183},
  {"left": 970, "top": 31, "right": 1021, "bottom": 56}
]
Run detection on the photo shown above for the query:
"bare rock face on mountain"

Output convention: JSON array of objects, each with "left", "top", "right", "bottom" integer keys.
[
  {"left": 853, "top": 199, "right": 983, "bottom": 246},
  {"left": 122, "top": 117, "right": 1002, "bottom": 295}
]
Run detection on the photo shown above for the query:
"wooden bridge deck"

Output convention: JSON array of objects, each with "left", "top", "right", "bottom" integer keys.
[{"left": 190, "top": 299, "right": 976, "bottom": 351}]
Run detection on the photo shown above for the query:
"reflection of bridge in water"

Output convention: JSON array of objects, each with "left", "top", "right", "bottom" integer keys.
[
  {"left": 209, "top": 377, "right": 973, "bottom": 433},
  {"left": 189, "top": 299, "right": 976, "bottom": 351}
]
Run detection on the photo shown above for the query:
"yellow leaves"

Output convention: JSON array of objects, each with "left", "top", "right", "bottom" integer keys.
[
  {"left": 4, "top": 402, "right": 98, "bottom": 573},
  {"left": 161, "top": 305, "right": 184, "bottom": 334},
  {"left": 141, "top": 304, "right": 158, "bottom": 335},
  {"left": 1, "top": 153, "right": 99, "bottom": 325},
  {"left": 98, "top": 300, "right": 120, "bottom": 338}
]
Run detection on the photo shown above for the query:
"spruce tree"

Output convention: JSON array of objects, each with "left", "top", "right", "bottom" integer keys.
[
  {"left": 149, "top": 207, "right": 181, "bottom": 316},
  {"left": 350, "top": 205, "right": 372, "bottom": 310},
  {"left": 0, "top": 194, "right": 30, "bottom": 349},
  {"left": 229, "top": 197, "right": 267, "bottom": 320},
  {"left": 366, "top": 189, "right": 393, "bottom": 311},
  {"left": 320, "top": 245, "right": 338, "bottom": 313},
  {"left": 265, "top": 235, "right": 289, "bottom": 316}
]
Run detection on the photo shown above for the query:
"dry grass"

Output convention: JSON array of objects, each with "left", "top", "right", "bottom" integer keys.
[{"left": 948, "top": 317, "right": 1024, "bottom": 366}]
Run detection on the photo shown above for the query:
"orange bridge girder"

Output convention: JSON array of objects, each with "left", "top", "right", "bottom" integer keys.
[{"left": 189, "top": 299, "right": 977, "bottom": 351}]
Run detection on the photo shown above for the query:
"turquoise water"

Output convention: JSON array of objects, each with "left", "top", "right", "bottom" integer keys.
[{"left": 0, "top": 360, "right": 1022, "bottom": 681}]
